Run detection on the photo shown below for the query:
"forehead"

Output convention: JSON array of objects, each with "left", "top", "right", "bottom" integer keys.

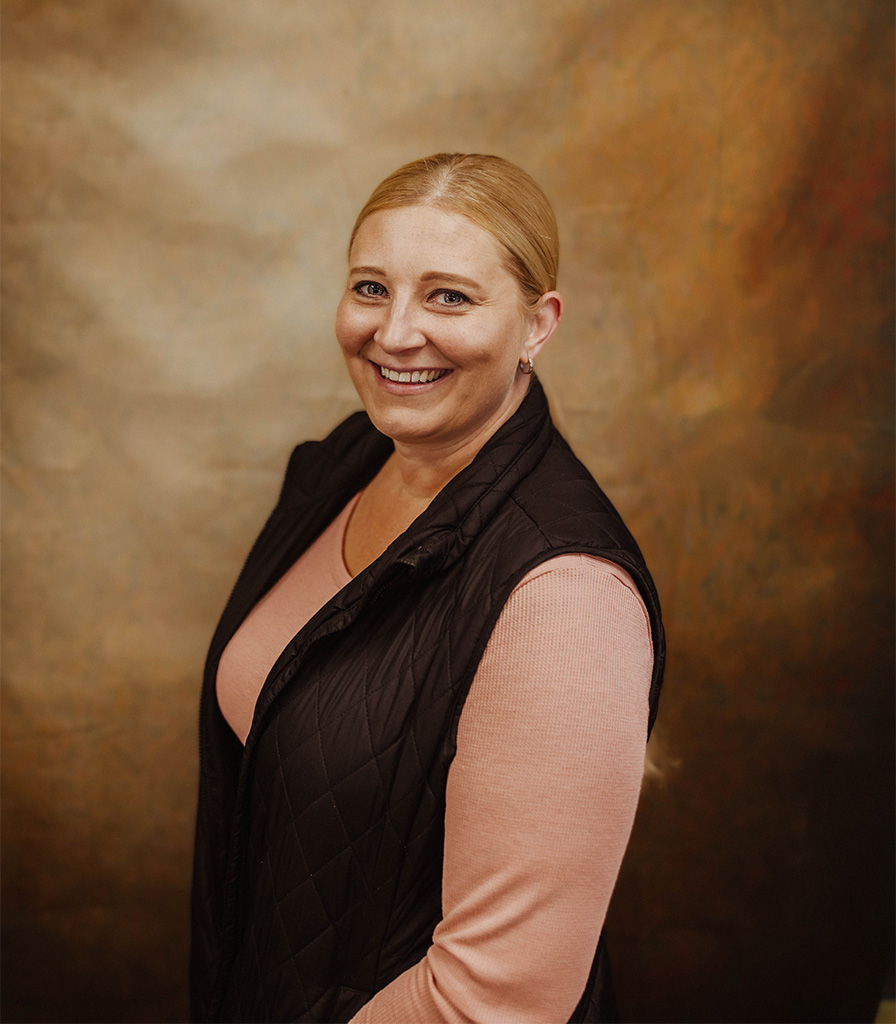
[{"left": 350, "top": 205, "right": 507, "bottom": 274}]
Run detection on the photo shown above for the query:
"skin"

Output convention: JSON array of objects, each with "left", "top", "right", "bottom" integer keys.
[{"left": 335, "top": 204, "right": 562, "bottom": 575}]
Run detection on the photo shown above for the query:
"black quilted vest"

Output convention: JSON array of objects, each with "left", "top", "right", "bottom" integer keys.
[{"left": 190, "top": 379, "right": 665, "bottom": 1023}]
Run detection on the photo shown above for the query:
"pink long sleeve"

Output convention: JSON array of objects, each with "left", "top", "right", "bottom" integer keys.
[{"left": 350, "top": 553, "right": 653, "bottom": 1024}]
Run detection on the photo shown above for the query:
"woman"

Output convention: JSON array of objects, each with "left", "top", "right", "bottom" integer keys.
[{"left": 190, "top": 153, "right": 664, "bottom": 1024}]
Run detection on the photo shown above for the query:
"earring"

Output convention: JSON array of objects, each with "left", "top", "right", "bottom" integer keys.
[{"left": 519, "top": 355, "right": 534, "bottom": 375}]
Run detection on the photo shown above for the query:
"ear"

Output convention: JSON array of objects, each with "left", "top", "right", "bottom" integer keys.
[{"left": 521, "top": 291, "right": 563, "bottom": 364}]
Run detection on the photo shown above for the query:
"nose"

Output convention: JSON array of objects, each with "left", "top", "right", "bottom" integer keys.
[{"left": 374, "top": 301, "right": 426, "bottom": 353}]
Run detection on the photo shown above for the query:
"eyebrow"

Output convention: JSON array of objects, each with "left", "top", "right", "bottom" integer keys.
[
  {"left": 419, "top": 271, "right": 481, "bottom": 289},
  {"left": 348, "top": 266, "right": 482, "bottom": 290},
  {"left": 348, "top": 266, "right": 387, "bottom": 277}
]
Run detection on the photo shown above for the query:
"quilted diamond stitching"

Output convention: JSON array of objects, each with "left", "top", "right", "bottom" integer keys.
[
  {"left": 241, "top": 662, "right": 446, "bottom": 980},
  {"left": 197, "top": 380, "right": 663, "bottom": 1021}
]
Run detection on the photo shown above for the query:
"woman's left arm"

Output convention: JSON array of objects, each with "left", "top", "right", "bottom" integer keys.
[{"left": 350, "top": 553, "right": 653, "bottom": 1024}]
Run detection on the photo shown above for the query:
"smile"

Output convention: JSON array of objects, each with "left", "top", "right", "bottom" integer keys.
[{"left": 378, "top": 365, "right": 451, "bottom": 384}]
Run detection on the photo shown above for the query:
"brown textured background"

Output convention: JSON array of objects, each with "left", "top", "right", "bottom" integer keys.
[{"left": 2, "top": 2, "right": 893, "bottom": 1022}]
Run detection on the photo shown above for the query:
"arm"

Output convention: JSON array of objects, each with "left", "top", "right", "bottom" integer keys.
[{"left": 350, "top": 554, "right": 653, "bottom": 1024}]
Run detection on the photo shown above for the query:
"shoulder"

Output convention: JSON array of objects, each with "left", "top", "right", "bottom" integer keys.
[
  {"left": 515, "top": 552, "right": 646, "bottom": 601},
  {"left": 511, "top": 433, "right": 644, "bottom": 557},
  {"left": 501, "top": 553, "right": 653, "bottom": 659}
]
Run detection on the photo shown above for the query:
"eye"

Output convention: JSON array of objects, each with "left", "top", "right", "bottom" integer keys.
[
  {"left": 353, "top": 281, "right": 387, "bottom": 298},
  {"left": 431, "top": 289, "right": 470, "bottom": 308}
]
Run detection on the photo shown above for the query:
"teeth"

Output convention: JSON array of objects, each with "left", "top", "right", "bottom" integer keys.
[{"left": 379, "top": 366, "right": 448, "bottom": 384}]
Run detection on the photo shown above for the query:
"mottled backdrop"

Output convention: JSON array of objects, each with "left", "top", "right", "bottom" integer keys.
[{"left": 2, "top": 2, "right": 893, "bottom": 1022}]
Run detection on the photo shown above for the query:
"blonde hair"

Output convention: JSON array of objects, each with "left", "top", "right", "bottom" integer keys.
[{"left": 349, "top": 153, "right": 559, "bottom": 311}]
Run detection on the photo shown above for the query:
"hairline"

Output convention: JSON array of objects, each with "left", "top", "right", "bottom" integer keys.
[{"left": 349, "top": 197, "right": 548, "bottom": 311}]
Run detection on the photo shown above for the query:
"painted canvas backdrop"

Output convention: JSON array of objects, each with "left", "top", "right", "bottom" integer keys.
[{"left": 2, "top": 1, "right": 893, "bottom": 1021}]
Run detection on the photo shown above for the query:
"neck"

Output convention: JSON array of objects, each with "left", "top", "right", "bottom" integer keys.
[
  {"left": 388, "top": 380, "right": 530, "bottom": 503},
  {"left": 343, "top": 381, "right": 531, "bottom": 577}
]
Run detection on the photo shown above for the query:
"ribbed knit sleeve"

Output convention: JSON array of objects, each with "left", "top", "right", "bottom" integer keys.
[{"left": 350, "top": 553, "right": 653, "bottom": 1024}]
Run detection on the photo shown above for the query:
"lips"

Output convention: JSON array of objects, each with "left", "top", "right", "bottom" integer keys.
[{"left": 377, "top": 364, "right": 451, "bottom": 384}]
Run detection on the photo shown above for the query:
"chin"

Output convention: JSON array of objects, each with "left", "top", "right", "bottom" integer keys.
[{"left": 365, "top": 411, "right": 438, "bottom": 445}]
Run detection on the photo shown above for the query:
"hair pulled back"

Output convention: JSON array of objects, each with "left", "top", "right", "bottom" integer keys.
[{"left": 349, "top": 153, "right": 559, "bottom": 312}]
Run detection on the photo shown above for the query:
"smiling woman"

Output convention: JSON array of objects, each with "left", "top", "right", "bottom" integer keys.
[
  {"left": 336, "top": 205, "right": 561, "bottom": 504},
  {"left": 191, "top": 153, "right": 665, "bottom": 1023}
]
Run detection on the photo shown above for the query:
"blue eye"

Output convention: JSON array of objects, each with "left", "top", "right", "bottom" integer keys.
[
  {"left": 354, "top": 281, "right": 387, "bottom": 298},
  {"left": 433, "top": 289, "right": 469, "bottom": 307}
]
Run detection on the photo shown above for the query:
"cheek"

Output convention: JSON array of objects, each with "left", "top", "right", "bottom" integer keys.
[
  {"left": 335, "top": 299, "right": 366, "bottom": 353},
  {"left": 463, "top": 315, "right": 529, "bottom": 368}
]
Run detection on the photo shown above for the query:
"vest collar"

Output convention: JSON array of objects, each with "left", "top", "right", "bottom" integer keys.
[
  {"left": 243, "top": 378, "right": 555, "bottom": 747},
  {"left": 358, "top": 377, "right": 555, "bottom": 580}
]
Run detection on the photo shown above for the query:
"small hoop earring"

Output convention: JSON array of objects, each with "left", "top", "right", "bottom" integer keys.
[{"left": 519, "top": 356, "right": 534, "bottom": 375}]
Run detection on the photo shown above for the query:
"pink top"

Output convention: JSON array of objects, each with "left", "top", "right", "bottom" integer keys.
[{"left": 217, "top": 494, "right": 653, "bottom": 1023}]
